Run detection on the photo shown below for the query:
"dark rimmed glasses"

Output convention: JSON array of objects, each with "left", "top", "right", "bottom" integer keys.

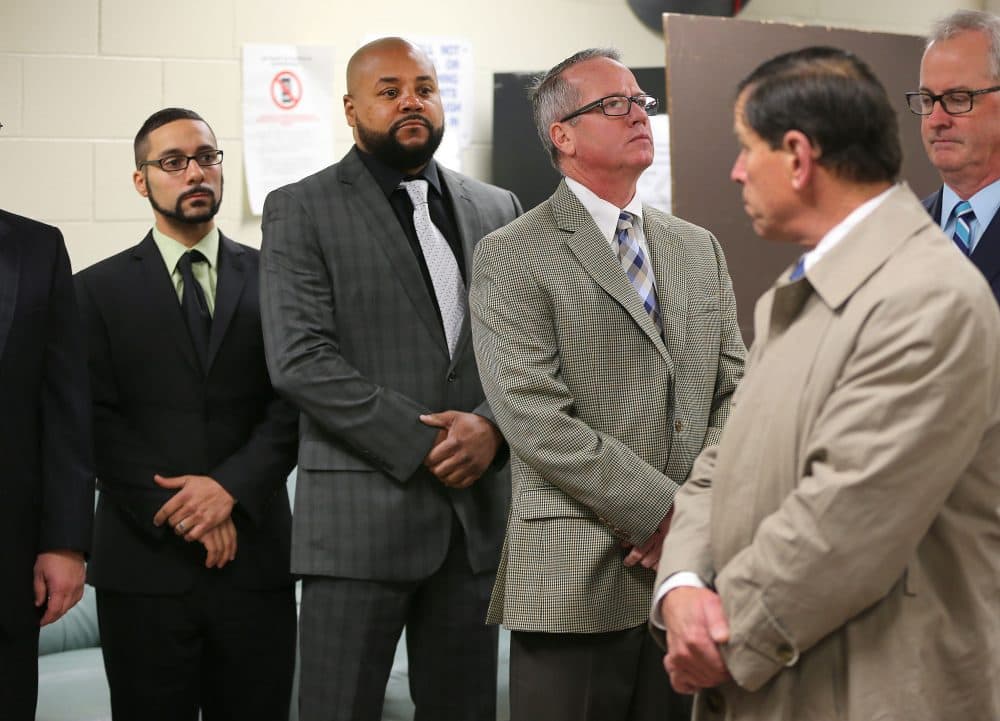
[
  {"left": 559, "top": 94, "right": 659, "bottom": 123},
  {"left": 138, "top": 150, "right": 224, "bottom": 173},
  {"left": 905, "top": 86, "right": 1000, "bottom": 115}
]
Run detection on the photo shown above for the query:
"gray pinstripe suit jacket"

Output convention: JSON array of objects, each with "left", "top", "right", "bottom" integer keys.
[
  {"left": 470, "top": 180, "right": 745, "bottom": 632},
  {"left": 260, "top": 147, "right": 523, "bottom": 581}
]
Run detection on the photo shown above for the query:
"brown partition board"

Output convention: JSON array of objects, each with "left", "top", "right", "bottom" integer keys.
[{"left": 664, "top": 13, "right": 937, "bottom": 343}]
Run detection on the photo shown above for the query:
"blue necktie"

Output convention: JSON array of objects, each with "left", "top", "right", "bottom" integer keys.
[
  {"left": 789, "top": 255, "right": 806, "bottom": 281},
  {"left": 616, "top": 212, "right": 662, "bottom": 334},
  {"left": 952, "top": 200, "right": 976, "bottom": 256}
]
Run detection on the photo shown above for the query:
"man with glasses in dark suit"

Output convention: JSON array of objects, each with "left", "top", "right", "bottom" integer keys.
[
  {"left": 911, "top": 9, "right": 1000, "bottom": 303},
  {"left": 260, "top": 36, "right": 522, "bottom": 721},
  {"left": 76, "top": 107, "right": 298, "bottom": 721}
]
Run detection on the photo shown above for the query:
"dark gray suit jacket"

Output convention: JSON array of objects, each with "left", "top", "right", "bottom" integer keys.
[
  {"left": 260, "top": 147, "right": 522, "bottom": 581},
  {"left": 923, "top": 188, "right": 1000, "bottom": 304}
]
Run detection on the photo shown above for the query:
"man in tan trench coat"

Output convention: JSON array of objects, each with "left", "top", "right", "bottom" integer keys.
[{"left": 654, "top": 46, "right": 1000, "bottom": 721}]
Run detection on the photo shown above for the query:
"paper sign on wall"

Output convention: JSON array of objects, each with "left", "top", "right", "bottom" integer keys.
[{"left": 242, "top": 44, "right": 336, "bottom": 215}]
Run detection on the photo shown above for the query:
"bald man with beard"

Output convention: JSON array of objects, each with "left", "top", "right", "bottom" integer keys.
[{"left": 260, "top": 37, "right": 523, "bottom": 721}]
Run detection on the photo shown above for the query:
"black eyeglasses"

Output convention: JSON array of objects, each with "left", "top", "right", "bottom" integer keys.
[
  {"left": 559, "top": 94, "right": 659, "bottom": 123},
  {"left": 138, "top": 150, "right": 224, "bottom": 173},
  {"left": 905, "top": 86, "right": 1000, "bottom": 115}
]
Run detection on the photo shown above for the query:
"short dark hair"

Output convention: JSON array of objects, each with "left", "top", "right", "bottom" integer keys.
[
  {"left": 133, "top": 107, "right": 213, "bottom": 168},
  {"left": 737, "top": 46, "right": 901, "bottom": 184}
]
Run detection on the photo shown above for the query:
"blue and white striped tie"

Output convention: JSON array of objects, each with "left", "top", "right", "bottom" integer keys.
[
  {"left": 616, "top": 212, "right": 662, "bottom": 334},
  {"left": 953, "top": 200, "right": 976, "bottom": 256}
]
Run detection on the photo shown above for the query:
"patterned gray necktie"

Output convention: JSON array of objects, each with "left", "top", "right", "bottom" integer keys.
[
  {"left": 616, "top": 211, "right": 662, "bottom": 334},
  {"left": 400, "top": 179, "right": 466, "bottom": 357}
]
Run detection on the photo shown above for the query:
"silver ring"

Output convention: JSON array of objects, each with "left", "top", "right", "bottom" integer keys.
[{"left": 178, "top": 520, "right": 186, "bottom": 532}]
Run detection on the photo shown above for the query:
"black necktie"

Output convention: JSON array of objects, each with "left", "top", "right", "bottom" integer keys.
[{"left": 177, "top": 250, "right": 211, "bottom": 371}]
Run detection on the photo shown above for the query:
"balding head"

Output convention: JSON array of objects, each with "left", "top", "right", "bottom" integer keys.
[{"left": 346, "top": 37, "right": 436, "bottom": 95}]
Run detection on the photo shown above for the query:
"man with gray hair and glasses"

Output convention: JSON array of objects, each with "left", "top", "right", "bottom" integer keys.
[
  {"left": 469, "top": 48, "right": 745, "bottom": 721},
  {"left": 911, "top": 9, "right": 1000, "bottom": 303}
]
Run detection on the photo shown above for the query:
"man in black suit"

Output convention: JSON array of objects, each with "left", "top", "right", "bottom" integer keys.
[
  {"left": 75, "top": 108, "right": 298, "bottom": 721},
  {"left": 912, "top": 9, "right": 1000, "bottom": 302},
  {"left": 0, "top": 209, "right": 94, "bottom": 721}
]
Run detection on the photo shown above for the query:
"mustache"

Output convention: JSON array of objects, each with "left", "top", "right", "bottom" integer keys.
[
  {"left": 391, "top": 114, "right": 433, "bottom": 133},
  {"left": 179, "top": 186, "right": 215, "bottom": 201}
]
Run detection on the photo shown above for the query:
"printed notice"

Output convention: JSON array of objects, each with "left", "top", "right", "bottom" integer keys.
[{"left": 243, "top": 44, "right": 335, "bottom": 215}]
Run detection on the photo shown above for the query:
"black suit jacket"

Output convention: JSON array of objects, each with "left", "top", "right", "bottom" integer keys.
[
  {"left": 75, "top": 232, "right": 297, "bottom": 593},
  {"left": 0, "top": 210, "right": 94, "bottom": 633},
  {"left": 923, "top": 188, "right": 1000, "bottom": 303}
]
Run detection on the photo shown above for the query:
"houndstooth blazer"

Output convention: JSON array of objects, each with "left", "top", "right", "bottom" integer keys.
[{"left": 470, "top": 179, "right": 745, "bottom": 633}]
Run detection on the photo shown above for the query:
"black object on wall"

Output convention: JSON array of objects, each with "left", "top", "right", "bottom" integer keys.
[
  {"left": 628, "top": 0, "right": 749, "bottom": 32},
  {"left": 492, "top": 68, "right": 666, "bottom": 212}
]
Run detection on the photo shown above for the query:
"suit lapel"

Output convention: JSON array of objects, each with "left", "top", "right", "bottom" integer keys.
[
  {"left": 339, "top": 149, "right": 448, "bottom": 356},
  {"left": 644, "top": 210, "right": 686, "bottom": 371},
  {"left": 132, "top": 233, "right": 202, "bottom": 375},
  {"left": 555, "top": 182, "right": 671, "bottom": 365},
  {"left": 207, "top": 234, "right": 245, "bottom": 370},
  {"left": 971, "top": 203, "right": 1000, "bottom": 287},
  {"left": 0, "top": 215, "right": 20, "bottom": 363},
  {"left": 442, "top": 167, "right": 484, "bottom": 363}
]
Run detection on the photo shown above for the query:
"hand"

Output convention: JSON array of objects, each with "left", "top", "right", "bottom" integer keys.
[
  {"left": 152, "top": 474, "right": 235, "bottom": 541},
  {"left": 33, "top": 550, "right": 86, "bottom": 626},
  {"left": 199, "top": 517, "right": 238, "bottom": 569},
  {"left": 624, "top": 508, "right": 673, "bottom": 569},
  {"left": 419, "top": 411, "right": 503, "bottom": 489},
  {"left": 661, "top": 586, "right": 732, "bottom": 694}
]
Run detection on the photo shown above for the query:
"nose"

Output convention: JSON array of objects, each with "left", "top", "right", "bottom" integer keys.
[
  {"left": 730, "top": 152, "right": 746, "bottom": 184},
  {"left": 399, "top": 92, "right": 424, "bottom": 112},
  {"left": 184, "top": 158, "right": 206, "bottom": 182},
  {"left": 925, "top": 99, "right": 953, "bottom": 128}
]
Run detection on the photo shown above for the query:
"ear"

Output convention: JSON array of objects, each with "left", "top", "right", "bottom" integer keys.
[
  {"left": 133, "top": 168, "right": 148, "bottom": 198},
  {"left": 550, "top": 121, "right": 574, "bottom": 159},
  {"left": 344, "top": 94, "right": 357, "bottom": 128},
  {"left": 783, "top": 130, "right": 820, "bottom": 191}
]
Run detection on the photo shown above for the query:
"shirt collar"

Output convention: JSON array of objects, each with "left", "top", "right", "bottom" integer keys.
[
  {"left": 941, "top": 178, "right": 1000, "bottom": 227},
  {"left": 800, "top": 184, "right": 895, "bottom": 273},
  {"left": 355, "top": 146, "right": 443, "bottom": 199},
  {"left": 564, "top": 177, "right": 644, "bottom": 242},
  {"left": 152, "top": 226, "right": 219, "bottom": 273}
]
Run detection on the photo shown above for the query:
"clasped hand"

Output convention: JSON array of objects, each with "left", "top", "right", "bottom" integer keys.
[{"left": 152, "top": 474, "right": 237, "bottom": 568}]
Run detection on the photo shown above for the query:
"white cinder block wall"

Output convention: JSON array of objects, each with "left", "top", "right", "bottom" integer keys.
[{"left": 0, "top": 0, "right": 987, "bottom": 270}]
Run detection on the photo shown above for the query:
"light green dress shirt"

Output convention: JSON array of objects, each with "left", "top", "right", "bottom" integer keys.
[{"left": 152, "top": 227, "right": 219, "bottom": 316}]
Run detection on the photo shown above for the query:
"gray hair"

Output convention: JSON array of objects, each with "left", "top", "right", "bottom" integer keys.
[
  {"left": 928, "top": 10, "right": 1000, "bottom": 80},
  {"left": 530, "top": 48, "right": 622, "bottom": 169}
]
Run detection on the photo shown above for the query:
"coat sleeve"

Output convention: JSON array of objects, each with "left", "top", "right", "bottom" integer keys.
[
  {"left": 259, "top": 186, "right": 439, "bottom": 482},
  {"left": 713, "top": 281, "right": 1000, "bottom": 691},
  {"left": 75, "top": 272, "right": 174, "bottom": 541},
  {"left": 39, "top": 232, "right": 95, "bottom": 554},
  {"left": 703, "top": 232, "right": 745, "bottom": 449}
]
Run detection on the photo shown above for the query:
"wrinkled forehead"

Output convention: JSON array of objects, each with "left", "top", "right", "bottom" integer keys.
[{"left": 564, "top": 56, "right": 639, "bottom": 99}]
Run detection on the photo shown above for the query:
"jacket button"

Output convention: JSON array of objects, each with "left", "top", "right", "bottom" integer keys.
[
  {"left": 776, "top": 642, "right": 797, "bottom": 665},
  {"left": 674, "top": 420, "right": 684, "bottom": 433},
  {"left": 447, "top": 371, "right": 457, "bottom": 382},
  {"left": 704, "top": 689, "right": 725, "bottom": 714}
]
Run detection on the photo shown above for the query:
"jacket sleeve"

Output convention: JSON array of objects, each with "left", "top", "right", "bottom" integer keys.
[
  {"left": 259, "top": 186, "right": 438, "bottom": 482},
  {"left": 39, "top": 232, "right": 95, "bottom": 554}
]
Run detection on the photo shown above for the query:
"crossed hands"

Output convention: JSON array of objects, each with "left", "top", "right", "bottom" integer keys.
[
  {"left": 420, "top": 411, "right": 502, "bottom": 489},
  {"left": 661, "top": 587, "right": 732, "bottom": 694},
  {"left": 152, "top": 474, "right": 237, "bottom": 568},
  {"left": 623, "top": 508, "right": 673, "bottom": 570}
]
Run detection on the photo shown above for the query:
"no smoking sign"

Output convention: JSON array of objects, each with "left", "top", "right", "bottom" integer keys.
[{"left": 271, "top": 70, "right": 302, "bottom": 110}]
